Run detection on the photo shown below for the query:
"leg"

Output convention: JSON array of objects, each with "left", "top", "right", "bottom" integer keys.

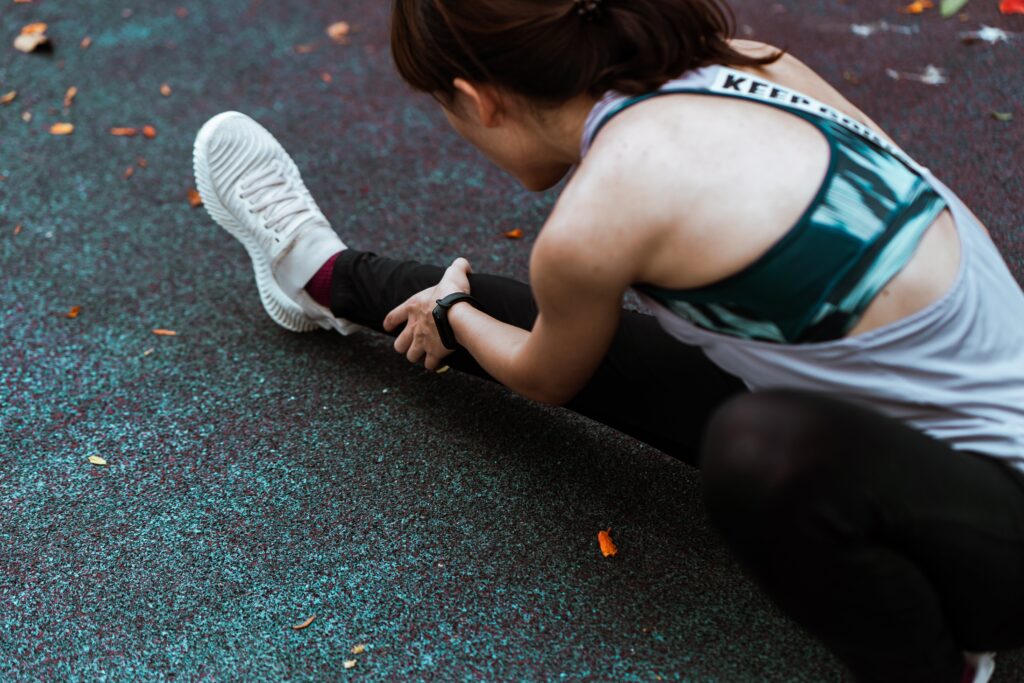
[
  {"left": 700, "top": 390, "right": 1024, "bottom": 682},
  {"left": 329, "top": 250, "right": 747, "bottom": 465},
  {"left": 193, "top": 113, "right": 742, "bottom": 464}
]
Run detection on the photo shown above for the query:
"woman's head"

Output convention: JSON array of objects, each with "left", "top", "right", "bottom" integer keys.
[{"left": 391, "top": 0, "right": 781, "bottom": 189}]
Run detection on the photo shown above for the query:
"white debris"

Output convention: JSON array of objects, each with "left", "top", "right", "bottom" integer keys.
[
  {"left": 886, "top": 65, "right": 948, "bottom": 86},
  {"left": 851, "top": 21, "right": 918, "bottom": 38},
  {"left": 960, "top": 26, "right": 1013, "bottom": 45}
]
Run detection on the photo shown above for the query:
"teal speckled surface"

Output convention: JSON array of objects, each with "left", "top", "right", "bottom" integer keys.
[{"left": 1, "top": 1, "right": 1022, "bottom": 681}]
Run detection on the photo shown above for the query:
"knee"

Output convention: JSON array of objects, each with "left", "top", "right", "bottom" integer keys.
[{"left": 699, "top": 391, "right": 832, "bottom": 520}]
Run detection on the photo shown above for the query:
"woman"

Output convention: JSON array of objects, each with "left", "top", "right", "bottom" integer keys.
[{"left": 192, "top": 0, "right": 1024, "bottom": 680}]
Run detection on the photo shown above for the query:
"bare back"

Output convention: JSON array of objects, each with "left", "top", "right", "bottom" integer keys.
[{"left": 578, "top": 41, "right": 963, "bottom": 339}]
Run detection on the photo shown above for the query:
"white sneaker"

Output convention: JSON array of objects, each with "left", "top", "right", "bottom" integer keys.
[
  {"left": 193, "top": 111, "right": 358, "bottom": 334},
  {"left": 964, "top": 651, "right": 996, "bottom": 683}
]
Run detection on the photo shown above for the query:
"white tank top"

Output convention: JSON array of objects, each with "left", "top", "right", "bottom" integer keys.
[{"left": 580, "top": 65, "right": 1024, "bottom": 468}]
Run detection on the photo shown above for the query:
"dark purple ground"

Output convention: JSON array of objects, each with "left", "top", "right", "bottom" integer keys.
[{"left": 1, "top": 1, "right": 1022, "bottom": 681}]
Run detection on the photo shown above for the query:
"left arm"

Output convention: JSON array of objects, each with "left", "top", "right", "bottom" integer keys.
[
  {"left": 449, "top": 228, "right": 632, "bottom": 404},
  {"left": 383, "top": 223, "right": 639, "bottom": 405}
]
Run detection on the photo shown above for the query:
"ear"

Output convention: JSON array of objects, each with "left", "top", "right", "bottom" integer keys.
[{"left": 452, "top": 78, "right": 503, "bottom": 128}]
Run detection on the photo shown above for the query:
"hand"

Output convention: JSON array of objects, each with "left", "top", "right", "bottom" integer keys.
[{"left": 383, "top": 258, "right": 473, "bottom": 371}]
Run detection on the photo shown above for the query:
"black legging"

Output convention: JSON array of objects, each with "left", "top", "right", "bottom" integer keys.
[{"left": 329, "top": 249, "right": 1024, "bottom": 682}]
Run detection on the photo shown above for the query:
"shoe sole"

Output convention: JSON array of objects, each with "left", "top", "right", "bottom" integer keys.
[{"left": 193, "top": 112, "right": 319, "bottom": 333}]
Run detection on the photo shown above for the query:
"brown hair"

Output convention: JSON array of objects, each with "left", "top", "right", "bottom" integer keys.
[{"left": 391, "top": 0, "right": 783, "bottom": 109}]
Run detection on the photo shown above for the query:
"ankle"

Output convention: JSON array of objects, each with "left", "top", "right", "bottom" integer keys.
[{"left": 305, "top": 252, "right": 341, "bottom": 309}]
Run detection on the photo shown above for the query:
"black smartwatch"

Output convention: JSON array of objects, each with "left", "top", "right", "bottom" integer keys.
[{"left": 432, "top": 292, "right": 481, "bottom": 350}]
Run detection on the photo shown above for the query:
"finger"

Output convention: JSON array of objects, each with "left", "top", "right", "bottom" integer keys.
[
  {"left": 383, "top": 300, "right": 412, "bottom": 333},
  {"left": 424, "top": 354, "right": 440, "bottom": 372},
  {"left": 393, "top": 326, "right": 413, "bottom": 355},
  {"left": 452, "top": 257, "right": 472, "bottom": 274},
  {"left": 406, "top": 344, "right": 425, "bottom": 366}
]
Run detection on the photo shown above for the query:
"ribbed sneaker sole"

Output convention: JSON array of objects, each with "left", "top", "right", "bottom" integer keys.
[{"left": 193, "top": 112, "right": 319, "bottom": 333}]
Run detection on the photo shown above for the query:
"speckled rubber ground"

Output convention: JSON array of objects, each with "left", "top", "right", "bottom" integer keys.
[{"left": 1, "top": 1, "right": 1021, "bottom": 681}]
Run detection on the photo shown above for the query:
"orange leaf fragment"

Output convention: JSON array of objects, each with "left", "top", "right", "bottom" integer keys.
[
  {"left": 598, "top": 528, "right": 618, "bottom": 557},
  {"left": 504, "top": 228, "right": 524, "bottom": 240},
  {"left": 80, "top": 36, "right": 93, "bottom": 49},
  {"left": 152, "top": 329, "right": 178, "bottom": 337},
  {"left": 123, "top": 166, "right": 135, "bottom": 179},
  {"left": 14, "top": 0, "right": 34, "bottom": 4},
  {"left": 291, "top": 615, "right": 316, "bottom": 630},
  {"left": 20, "top": 22, "right": 48, "bottom": 36},
  {"left": 0, "top": 91, "right": 16, "bottom": 106},
  {"left": 14, "top": 224, "right": 23, "bottom": 236},
  {"left": 900, "top": 0, "right": 934, "bottom": 13},
  {"left": 327, "top": 21, "right": 351, "bottom": 44},
  {"left": 64, "top": 86, "right": 78, "bottom": 109},
  {"left": 137, "top": 157, "right": 149, "bottom": 168},
  {"left": 294, "top": 43, "right": 316, "bottom": 54},
  {"left": 49, "top": 122, "right": 74, "bottom": 136},
  {"left": 110, "top": 127, "right": 138, "bottom": 137},
  {"left": 65, "top": 306, "right": 82, "bottom": 319},
  {"left": 142, "top": 125, "right": 157, "bottom": 139},
  {"left": 175, "top": 6, "right": 189, "bottom": 18},
  {"left": 321, "top": 72, "right": 333, "bottom": 83},
  {"left": 160, "top": 83, "right": 172, "bottom": 97},
  {"left": 187, "top": 188, "right": 203, "bottom": 208}
]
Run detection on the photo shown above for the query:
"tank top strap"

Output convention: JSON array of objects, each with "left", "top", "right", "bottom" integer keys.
[
  {"left": 580, "top": 65, "right": 720, "bottom": 158},
  {"left": 579, "top": 64, "right": 929, "bottom": 179}
]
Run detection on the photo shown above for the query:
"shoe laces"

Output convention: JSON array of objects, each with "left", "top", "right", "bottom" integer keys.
[{"left": 239, "top": 161, "right": 315, "bottom": 235}]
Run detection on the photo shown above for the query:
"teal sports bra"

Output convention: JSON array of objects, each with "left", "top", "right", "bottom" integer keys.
[{"left": 581, "top": 66, "right": 948, "bottom": 344}]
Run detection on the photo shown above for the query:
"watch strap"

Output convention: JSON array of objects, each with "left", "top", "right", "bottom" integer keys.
[{"left": 432, "top": 293, "right": 481, "bottom": 350}]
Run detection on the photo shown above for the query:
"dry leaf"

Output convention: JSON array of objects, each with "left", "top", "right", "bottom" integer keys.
[
  {"left": 21, "top": 111, "right": 32, "bottom": 123},
  {"left": 14, "top": 224, "right": 23, "bottom": 236},
  {"left": 992, "top": 111, "right": 1014, "bottom": 122},
  {"left": 598, "top": 528, "right": 618, "bottom": 557},
  {"left": 187, "top": 188, "right": 203, "bottom": 208},
  {"left": 291, "top": 615, "right": 316, "bottom": 630},
  {"left": 137, "top": 157, "right": 148, "bottom": 168},
  {"left": 343, "top": 660, "right": 357, "bottom": 670},
  {"left": 110, "top": 127, "right": 138, "bottom": 137},
  {"left": 142, "top": 125, "right": 157, "bottom": 139},
  {"left": 80, "top": 36, "right": 92, "bottom": 49},
  {"left": 175, "top": 6, "right": 189, "bottom": 18},
  {"left": 160, "top": 83, "right": 172, "bottom": 97},
  {"left": 152, "top": 329, "right": 178, "bottom": 336},
  {"left": 901, "top": 0, "right": 934, "bottom": 13},
  {"left": 321, "top": 72, "right": 333, "bottom": 83},
  {"left": 123, "top": 166, "right": 135, "bottom": 179},
  {"left": 351, "top": 644, "right": 366, "bottom": 655},
  {"left": 64, "top": 86, "right": 78, "bottom": 109},
  {"left": 940, "top": 0, "right": 969, "bottom": 17},
  {"left": 65, "top": 306, "right": 82, "bottom": 319},
  {"left": 88, "top": 456, "right": 108, "bottom": 466},
  {"left": 327, "top": 21, "right": 351, "bottom": 43},
  {"left": 1, "top": 91, "right": 17, "bottom": 106},
  {"left": 49, "top": 122, "right": 75, "bottom": 135},
  {"left": 504, "top": 228, "right": 524, "bottom": 239},
  {"left": 142, "top": 348, "right": 155, "bottom": 357},
  {"left": 294, "top": 43, "right": 317, "bottom": 54},
  {"left": 20, "top": 22, "right": 48, "bottom": 36},
  {"left": 436, "top": 365, "right": 451, "bottom": 374}
]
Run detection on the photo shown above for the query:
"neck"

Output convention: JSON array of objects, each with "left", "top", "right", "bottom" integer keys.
[{"left": 531, "top": 94, "right": 599, "bottom": 166}]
